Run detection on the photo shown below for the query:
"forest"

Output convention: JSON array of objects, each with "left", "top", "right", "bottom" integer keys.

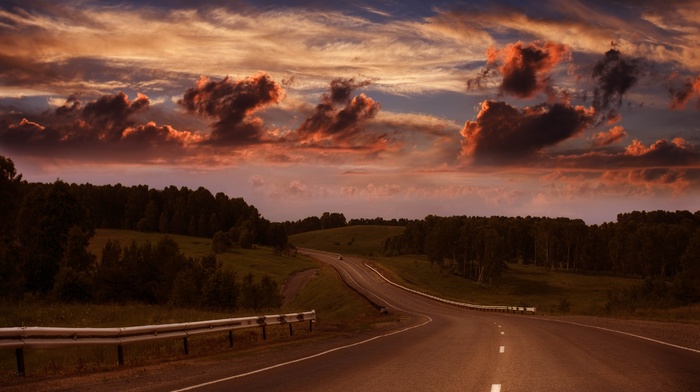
[
  {"left": 2, "top": 154, "right": 699, "bottom": 310},
  {"left": 381, "top": 213, "right": 700, "bottom": 305},
  {"left": 0, "top": 156, "right": 284, "bottom": 310}
]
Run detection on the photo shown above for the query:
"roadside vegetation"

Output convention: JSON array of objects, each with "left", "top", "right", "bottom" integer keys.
[{"left": 292, "top": 225, "right": 700, "bottom": 322}]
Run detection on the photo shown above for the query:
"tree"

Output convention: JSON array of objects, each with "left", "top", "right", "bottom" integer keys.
[
  {"left": 16, "top": 180, "right": 93, "bottom": 294},
  {"left": 212, "top": 231, "right": 232, "bottom": 254},
  {"left": 266, "top": 223, "right": 288, "bottom": 253}
]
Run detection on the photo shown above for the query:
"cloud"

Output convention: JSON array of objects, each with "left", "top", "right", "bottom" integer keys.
[
  {"left": 469, "top": 41, "right": 570, "bottom": 98},
  {"left": 179, "top": 73, "right": 284, "bottom": 145},
  {"left": 250, "top": 174, "right": 265, "bottom": 187},
  {"left": 555, "top": 137, "right": 700, "bottom": 171},
  {"left": 669, "top": 75, "right": 700, "bottom": 109},
  {"left": 81, "top": 92, "right": 150, "bottom": 141},
  {"left": 591, "top": 46, "right": 645, "bottom": 118},
  {"left": 295, "top": 78, "right": 382, "bottom": 147},
  {"left": 0, "top": 92, "right": 201, "bottom": 162},
  {"left": 460, "top": 100, "right": 595, "bottom": 164},
  {"left": 591, "top": 125, "right": 627, "bottom": 147}
]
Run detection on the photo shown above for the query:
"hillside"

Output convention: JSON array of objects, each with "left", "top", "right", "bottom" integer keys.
[{"left": 289, "top": 225, "right": 404, "bottom": 256}]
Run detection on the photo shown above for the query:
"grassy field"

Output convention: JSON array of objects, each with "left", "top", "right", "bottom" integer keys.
[
  {"left": 292, "top": 225, "right": 700, "bottom": 321},
  {"left": 89, "top": 229, "right": 318, "bottom": 282},
  {"left": 372, "top": 255, "right": 642, "bottom": 316},
  {"left": 289, "top": 225, "right": 404, "bottom": 256},
  {"left": 0, "top": 229, "right": 380, "bottom": 379}
]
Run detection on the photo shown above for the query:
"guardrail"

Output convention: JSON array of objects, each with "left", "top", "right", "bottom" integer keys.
[
  {"left": 365, "top": 264, "right": 536, "bottom": 315},
  {"left": 0, "top": 310, "right": 316, "bottom": 376}
]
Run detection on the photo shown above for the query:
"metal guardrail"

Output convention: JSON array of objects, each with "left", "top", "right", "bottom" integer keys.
[
  {"left": 1, "top": 310, "right": 316, "bottom": 376},
  {"left": 365, "top": 263, "right": 536, "bottom": 314}
]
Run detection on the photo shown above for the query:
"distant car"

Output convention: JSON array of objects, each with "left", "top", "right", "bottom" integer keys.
[
  {"left": 379, "top": 307, "right": 389, "bottom": 315},
  {"left": 338, "top": 255, "right": 343, "bottom": 260}
]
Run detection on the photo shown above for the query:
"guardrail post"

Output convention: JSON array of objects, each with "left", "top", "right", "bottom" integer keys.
[
  {"left": 16, "top": 348, "right": 25, "bottom": 376},
  {"left": 309, "top": 320, "right": 313, "bottom": 332},
  {"left": 262, "top": 326, "right": 267, "bottom": 340},
  {"left": 228, "top": 331, "right": 234, "bottom": 347},
  {"left": 289, "top": 323, "right": 293, "bottom": 336},
  {"left": 117, "top": 345, "right": 124, "bottom": 365},
  {"left": 183, "top": 337, "right": 189, "bottom": 355}
]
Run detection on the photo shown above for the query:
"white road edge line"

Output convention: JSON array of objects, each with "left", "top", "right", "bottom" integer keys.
[
  {"left": 491, "top": 384, "right": 502, "bottom": 392},
  {"left": 549, "top": 319, "right": 700, "bottom": 355},
  {"left": 171, "top": 253, "right": 434, "bottom": 392},
  {"left": 171, "top": 317, "right": 433, "bottom": 392}
]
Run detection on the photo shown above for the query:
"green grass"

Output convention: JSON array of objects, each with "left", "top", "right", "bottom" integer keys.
[
  {"left": 289, "top": 225, "right": 403, "bottom": 256},
  {"left": 90, "top": 229, "right": 318, "bottom": 283},
  {"left": 0, "top": 229, "right": 384, "bottom": 379},
  {"left": 372, "top": 255, "right": 651, "bottom": 316}
]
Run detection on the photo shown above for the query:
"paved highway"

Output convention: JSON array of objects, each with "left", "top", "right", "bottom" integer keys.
[
  {"left": 164, "top": 250, "right": 700, "bottom": 392},
  {"left": 21, "top": 249, "right": 699, "bottom": 392}
]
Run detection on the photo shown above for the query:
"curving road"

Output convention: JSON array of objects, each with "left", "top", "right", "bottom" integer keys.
[
  {"left": 166, "top": 250, "right": 700, "bottom": 392},
  {"left": 23, "top": 249, "right": 699, "bottom": 392}
]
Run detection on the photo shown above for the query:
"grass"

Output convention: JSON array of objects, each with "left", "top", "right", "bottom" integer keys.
[
  {"left": 289, "top": 225, "right": 404, "bottom": 256},
  {"left": 0, "top": 229, "right": 383, "bottom": 380},
  {"left": 90, "top": 229, "right": 318, "bottom": 283},
  {"left": 372, "top": 255, "right": 700, "bottom": 321}
]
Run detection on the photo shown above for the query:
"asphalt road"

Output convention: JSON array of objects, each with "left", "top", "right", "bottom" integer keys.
[
  {"left": 164, "top": 250, "right": 700, "bottom": 392},
  {"left": 17, "top": 249, "right": 699, "bottom": 392}
]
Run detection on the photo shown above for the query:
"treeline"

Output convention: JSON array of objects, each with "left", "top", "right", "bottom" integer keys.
[
  {"left": 0, "top": 156, "right": 283, "bottom": 308},
  {"left": 282, "top": 214, "right": 407, "bottom": 235},
  {"left": 382, "top": 213, "right": 700, "bottom": 303},
  {"left": 282, "top": 212, "right": 348, "bottom": 235}
]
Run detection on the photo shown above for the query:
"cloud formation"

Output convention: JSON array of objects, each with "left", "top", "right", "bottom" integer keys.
[
  {"left": 296, "top": 78, "right": 382, "bottom": 148},
  {"left": 0, "top": 92, "right": 199, "bottom": 161},
  {"left": 469, "top": 41, "right": 570, "bottom": 98},
  {"left": 460, "top": 100, "right": 595, "bottom": 164},
  {"left": 591, "top": 125, "right": 627, "bottom": 147},
  {"left": 669, "top": 75, "right": 700, "bottom": 109},
  {"left": 179, "top": 73, "right": 284, "bottom": 145},
  {"left": 591, "top": 46, "right": 644, "bottom": 117}
]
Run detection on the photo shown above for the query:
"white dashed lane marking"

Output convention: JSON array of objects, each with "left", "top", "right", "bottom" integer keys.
[
  {"left": 499, "top": 346, "right": 505, "bottom": 353},
  {"left": 491, "top": 384, "right": 501, "bottom": 392}
]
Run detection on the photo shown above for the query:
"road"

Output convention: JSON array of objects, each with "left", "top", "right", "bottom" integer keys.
[
  {"left": 15, "top": 249, "right": 700, "bottom": 392},
  {"left": 167, "top": 250, "right": 700, "bottom": 392}
]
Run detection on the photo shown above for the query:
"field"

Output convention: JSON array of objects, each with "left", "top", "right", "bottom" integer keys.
[
  {"left": 292, "top": 226, "right": 700, "bottom": 321},
  {"left": 0, "top": 229, "right": 379, "bottom": 379},
  {"left": 288, "top": 225, "right": 404, "bottom": 256},
  {"left": 89, "top": 229, "right": 316, "bottom": 282}
]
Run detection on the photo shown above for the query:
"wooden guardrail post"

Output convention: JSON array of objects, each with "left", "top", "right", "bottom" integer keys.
[
  {"left": 262, "top": 325, "right": 267, "bottom": 340},
  {"left": 289, "top": 323, "right": 293, "bottom": 336},
  {"left": 16, "top": 348, "right": 25, "bottom": 376},
  {"left": 228, "top": 330, "right": 234, "bottom": 347},
  {"left": 183, "top": 337, "right": 189, "bottom": 355},
  {"left": 117, "top": 345, "right": 124, "bottom": 365}
]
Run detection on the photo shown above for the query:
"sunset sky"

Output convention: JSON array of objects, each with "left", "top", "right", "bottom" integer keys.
[{"left": 1, "top": 0, "right": 699, "bottom": 224}]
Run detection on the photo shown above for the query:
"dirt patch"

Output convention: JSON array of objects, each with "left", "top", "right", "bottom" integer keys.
[{"left": 281, "top": 269, "right": 319, "bottom": 305}]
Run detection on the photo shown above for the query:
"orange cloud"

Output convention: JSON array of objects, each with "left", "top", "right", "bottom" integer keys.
[
  {"left": 591, "top": 125, "right": 627, "bottom": 147},
  {"left": 469, "top": 41, "right": 570, "bottom": 98}
]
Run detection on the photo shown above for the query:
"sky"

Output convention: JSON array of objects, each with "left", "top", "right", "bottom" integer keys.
[{"left": 1, "top": 0, "right": 699, "bottom": 224}]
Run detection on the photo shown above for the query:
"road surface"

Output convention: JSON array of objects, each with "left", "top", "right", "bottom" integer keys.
[{"left": 10, "top": 249, "right": 700, "bottom": 392}]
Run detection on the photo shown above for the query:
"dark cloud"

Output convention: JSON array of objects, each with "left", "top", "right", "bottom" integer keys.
[
  {"left": 179, "top": 73, "right": 284, "bottom": 145},
  {"left": 0, "top": 92, "right": 197, "bottom": 161},
  {"left": 297, "top": 78, "right": 381, "bottom": 145},
  {"left": 82, "top": 92, "right": 150, "bottom": 141},
  {"left": 460, "top": 100, "right": 595, "bottom": 164},
  {"left": 591, "top": 46, "right": 644, "bottom": 117},
  {"left": 468, "top": 41, "right": 570, "bottom": 99},
  {"left": 669, "top": 75, "right": 700, "bottom": 110}
]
